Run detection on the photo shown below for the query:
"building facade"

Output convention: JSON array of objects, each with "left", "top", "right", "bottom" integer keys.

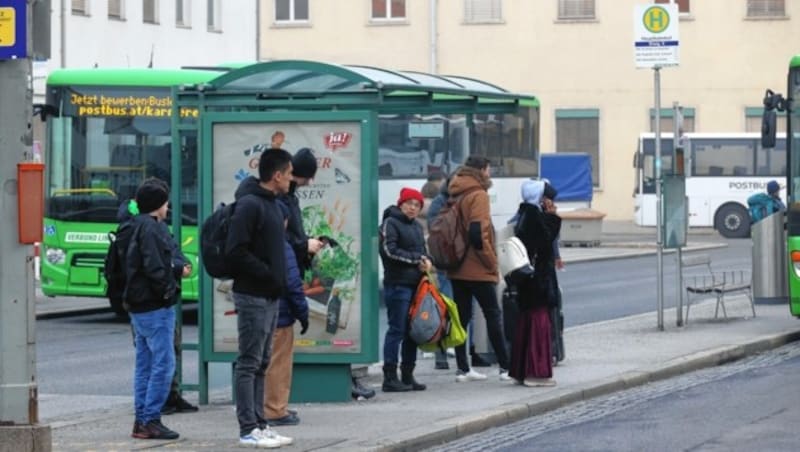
[{"left": 257, "top": 0, "right": 799, "bottom": 220}]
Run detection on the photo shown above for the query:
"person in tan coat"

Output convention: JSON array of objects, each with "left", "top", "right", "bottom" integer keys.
[{"left": 446, "top": 157, "right": 511, "bottom": 383}]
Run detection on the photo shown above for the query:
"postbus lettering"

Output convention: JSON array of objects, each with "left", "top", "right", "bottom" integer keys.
[
  {"left": 728, "top": 181, "right": 766, "bottom": 190},
  {"left": 70, "top": 93, "right": 199, "bottom": 118}
]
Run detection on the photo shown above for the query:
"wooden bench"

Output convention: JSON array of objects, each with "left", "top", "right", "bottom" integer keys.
[{"left": 682, "top": 253, "right": 755, "bottom": 323}]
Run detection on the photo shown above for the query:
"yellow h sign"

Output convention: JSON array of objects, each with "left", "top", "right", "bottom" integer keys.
[{"left": 643, "top": 6, "right": 670, "bottom": 34}]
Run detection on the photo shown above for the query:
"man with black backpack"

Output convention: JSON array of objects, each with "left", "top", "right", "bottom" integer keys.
[
  {"left": 227, "top": 149, "right": 294, "bottom": 449},
  {"left": 124, "top": 179, "right": 181, "bottom": 440},
  {"left": 114, "top": 185, "right": 199, "bottom": 416}
]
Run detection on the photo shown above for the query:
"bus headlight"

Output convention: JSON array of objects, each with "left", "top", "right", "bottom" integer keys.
[{"left": 45, "top": 248, "right": 66, "bottom": 265}]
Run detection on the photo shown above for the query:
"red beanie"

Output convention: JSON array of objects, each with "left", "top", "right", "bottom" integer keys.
[{"left": 397, "top": 187, "right": 424, "bottom": 208}]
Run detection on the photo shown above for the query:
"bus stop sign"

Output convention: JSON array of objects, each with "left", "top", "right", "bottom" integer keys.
[
  {"left": 0, "top": 0, "right": 26, "bottom": 60},
  {"left": 634, "top": 4, "right": 679, "bottom": 68}
]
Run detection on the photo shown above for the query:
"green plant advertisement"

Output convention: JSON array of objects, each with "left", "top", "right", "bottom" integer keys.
[{"left": 211, "top": 121, "right": 363, "bottom": 354}]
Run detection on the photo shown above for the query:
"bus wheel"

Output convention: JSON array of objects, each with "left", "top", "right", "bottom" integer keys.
[
  {"left": 715, "top": 204, "right": 750, "bottom": 238},
  {"left": 109, "top": 297, "right": 128, "bottom": 319}
]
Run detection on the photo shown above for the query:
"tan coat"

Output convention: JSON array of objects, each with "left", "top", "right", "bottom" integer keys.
[{"left": 445, "top": 166, "right": 498, "bottom": 283}]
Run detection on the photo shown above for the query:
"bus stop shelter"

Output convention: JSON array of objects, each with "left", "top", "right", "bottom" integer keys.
[{"left": 169, "top": 60, "right": 538, "bottom": 403}]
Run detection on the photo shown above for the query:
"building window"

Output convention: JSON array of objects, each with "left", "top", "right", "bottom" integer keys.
[
  {"left": 556, "top": 109, "right": 600, "bottom": 187},
  {"left": 143, "top": 0, "right": 158, "bottom": 24},
  {"left": 108, "top": 0, "right": 124, "bottom": 19},
  {"left": 649, "top": 108, "right": 696, "bottom": 134},
  {"left": 747, "top": 0, "right": 785, "bottom": 17},
  {"left": 72, "top": 0, "right": 89, "bottom": 15},
  {"left": 654, "top": 0, "right": 690, "bottom": 14},
  {"left": 176, "top": 0, "right": 191, "bottom": 26},
  {"left": 558, "top": 0, "right": 595, "bottom": 20},
  {"left": 745, "top": 107, "right": 787, "bottom": 133},
  {"left": 372, "top": 0, "right": 405, "bottom": 20},
  {"left": 207, "top": 0, "right": 221, "bottom": 30},
  {"left": 275, "top": 0, "right": 309, "bottom": 22},
  {"left": 464, "top": 0, "right": 502, "bottom": 23}
]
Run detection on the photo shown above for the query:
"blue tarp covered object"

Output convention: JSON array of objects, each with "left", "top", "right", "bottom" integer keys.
[{"left": 540, "top": 153, "right": 593, "bottom": 202}]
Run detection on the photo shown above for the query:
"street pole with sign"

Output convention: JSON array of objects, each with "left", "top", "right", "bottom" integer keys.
[{"left": 634, "top": 2, "right": 680, "bottom": 330}]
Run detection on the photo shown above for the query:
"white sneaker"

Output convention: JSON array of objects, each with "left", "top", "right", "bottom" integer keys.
[
  {"left": 239, "top": 427, "right": 281, "bottom": 448},
  {"left": 455, "top": 368, "right": 487, "bottom": 382},
  {"left": 261, "top": 426, "right": 293, "bottom": 446},
  {"left": 499, "top": 369, "right": 511, "bottom": 381}
]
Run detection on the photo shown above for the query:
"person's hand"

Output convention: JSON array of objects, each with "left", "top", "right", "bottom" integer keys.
[
  {"left": 299, "top": 318, "right": 309, "bottom": 335},
  {"left": 419, "top": 256, "right": 433, "bottom": 273},
  {"left": 308, "top": 238, "right": 324, "bottom": 254},
  {"left": 543, "top": 198, "right": 557, "bottom": 214},
  {"left": 555, "top": 258, "right": 565, "bottom": 271},
  {"left": 182, "top": 264, "right": 192, "bottom": 277}
]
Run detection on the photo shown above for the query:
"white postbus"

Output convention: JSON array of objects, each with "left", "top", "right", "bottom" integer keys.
[{"left": 633, "top": 132, "right": 786, "bottom": 238}]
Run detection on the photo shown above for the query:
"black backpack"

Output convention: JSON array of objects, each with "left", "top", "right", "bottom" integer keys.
[
  {"left": 200, "top": 202, "right": 237, "bottom": 279},
  {"left": 103, "top": 221, "right": 138, "bottom": 301}
]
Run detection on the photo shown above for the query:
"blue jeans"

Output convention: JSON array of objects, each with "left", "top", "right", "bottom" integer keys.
[
  {"left": 234, "top": 292, "right": 279, "bottom": 437},
  {"left": 130, "top": 306, "right": 176, "bottom": 424},
  {"left": 383, "top": 284, "right": 418, "bottom": 366}
]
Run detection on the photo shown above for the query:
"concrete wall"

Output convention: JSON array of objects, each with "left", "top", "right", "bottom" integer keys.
[{"left": 257, "top": 0, "right": 800, "bottom": 220}]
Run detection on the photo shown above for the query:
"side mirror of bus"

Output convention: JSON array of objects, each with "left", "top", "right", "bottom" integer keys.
[
  {"left": 761, "top": 88, "right": 786, "bottom": 149},
  {"left": 633, "top": 151, "right": 640, "bottom": 169},
  {"left": 33, "top": 103, "right": 59, "bottom": 121},
  {"left": 761, "top": 109, "right": 777, "bottom": 148}
]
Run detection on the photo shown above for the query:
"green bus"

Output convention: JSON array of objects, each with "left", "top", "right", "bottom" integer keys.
[
  {"left": 40, "top": 68, "right": 223, "bottom": 316},
  {"left": 763, "top": 55, "right": 800, "bottom": 316}
]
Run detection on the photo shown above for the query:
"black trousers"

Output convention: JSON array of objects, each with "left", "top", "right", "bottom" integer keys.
[{"left": 451, "top": 279, "right": 509, "bottom": 372}]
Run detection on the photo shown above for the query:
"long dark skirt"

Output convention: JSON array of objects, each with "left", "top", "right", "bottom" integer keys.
[{"left": 509, "top": 306, "right": 552, "bottom": 381}]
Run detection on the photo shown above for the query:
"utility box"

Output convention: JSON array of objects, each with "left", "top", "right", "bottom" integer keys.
[
  {"left": 559, "top": 208, "right": 606, "bottom": 247},
  {"left": 17, "top": 162, "right": 45, "bottom": 244}
]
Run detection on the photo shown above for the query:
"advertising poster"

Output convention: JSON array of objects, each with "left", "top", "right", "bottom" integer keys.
[{"left": 211, "top": 122, "right": 362, "bottom": 354}]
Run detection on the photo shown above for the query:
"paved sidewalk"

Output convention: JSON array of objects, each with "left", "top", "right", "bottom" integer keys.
[{"left": 46, "top": 297, "right": 800, "bottom": 451}]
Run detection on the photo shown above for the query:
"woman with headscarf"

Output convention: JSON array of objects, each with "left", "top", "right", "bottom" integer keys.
[{"left": 508, "top": 179, "right": 561, "bottom": 387}]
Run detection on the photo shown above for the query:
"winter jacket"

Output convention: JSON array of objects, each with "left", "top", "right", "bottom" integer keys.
[
  {"left": 124, "top": 214, "right": 178, "bottom": 313},
  {"left": 118, "top": 200, "right": 187, "bottom": 281},
  {"left": 282, "top": 181, "right": 312, "bottom": 272},
  {"left": 379, "top": 205, "right": 428, "bottom": 287},
  {"left": 228, "top": 177, "right": 287, "bottom": 300},
  {"left": 278, "top": 241, "right": 309, "bottom": 328},
  {"left": 445, "top": 166, "right": 498, "bottom": 283},
  {"left": 514, "top": 202, "right": 562, "bottom": 309}
]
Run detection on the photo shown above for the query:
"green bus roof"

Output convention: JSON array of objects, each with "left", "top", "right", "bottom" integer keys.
[
  {"left": 46, "top": 68, "right": 223, "bottom": 87},
  {"left": 792, "top": 54, "right": 800, "bottom": 69}
]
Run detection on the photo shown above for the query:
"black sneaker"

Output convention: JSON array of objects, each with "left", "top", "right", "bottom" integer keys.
[
  {"left": 160, "top": 402, "right": 177, "bottom": 415},
  {"left": 435, "top": 361, "right": 450, "bottom": 370},
  {"left": 131, "top": 420, "right": 147, "bottom": 439},
  {"left": 140, "top": 419, "right": 179, "bottom": 440},
  {"left": 267, "top": 413, "right": 300, "bottom": 426},
  {"left": 351, "top": 378, "right": 376, "bottom": 399},
  {"left": 174, "top": 396, "right": 199, "bottom": 412}
]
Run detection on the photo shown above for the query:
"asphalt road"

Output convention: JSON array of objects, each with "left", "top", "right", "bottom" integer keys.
[{"left": 430, "top": 341, "right": 800, "bottom": 452}]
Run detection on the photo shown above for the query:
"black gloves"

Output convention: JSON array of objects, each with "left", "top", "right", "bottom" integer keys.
[{"left": 300, "top": 318, "right": 309, "bottom": 335}]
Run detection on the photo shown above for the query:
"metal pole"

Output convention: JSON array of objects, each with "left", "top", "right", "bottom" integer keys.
[
  {"left": 655, "top": 67, "right": 664, "bottom": 330},
  {"left": 673, "top": 101, "right": 684, "bottom": 327},
  {"left": 0, "top": 42, "right": 36, "bottom": 427}
]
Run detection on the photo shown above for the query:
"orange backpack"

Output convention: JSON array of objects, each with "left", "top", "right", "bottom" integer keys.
[{"left": 408, "top": 273, "right": 449, "bottom": 345}]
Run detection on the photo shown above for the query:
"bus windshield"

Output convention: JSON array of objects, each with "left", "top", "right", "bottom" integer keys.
[{"left": 45, "top": 86, "right": 198, "bottom": 224}]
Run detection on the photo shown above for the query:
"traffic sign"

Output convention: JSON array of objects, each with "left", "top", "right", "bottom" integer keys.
[
  {"left": 0, "top": 0, "right": 26, "bottom": 60},
  {"left": 634, "top": 4, "right": 679, "bottom": 68}
]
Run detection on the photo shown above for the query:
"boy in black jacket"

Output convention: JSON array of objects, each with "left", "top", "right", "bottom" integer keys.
[
  {"left": 227, "top": 149, "right": 294, "bottom": 449},
  {"left": 126, "top": 179, "right": 180, "bottom": 440}
]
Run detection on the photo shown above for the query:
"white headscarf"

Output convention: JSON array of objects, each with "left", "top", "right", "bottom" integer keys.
[{"left": 521, "top": 179, "right": 545, "bottom": 208}]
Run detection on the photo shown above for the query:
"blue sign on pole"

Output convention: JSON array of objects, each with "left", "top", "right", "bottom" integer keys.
[{"left": 0, "top": 0, "right": 27, "bottom": 60}]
